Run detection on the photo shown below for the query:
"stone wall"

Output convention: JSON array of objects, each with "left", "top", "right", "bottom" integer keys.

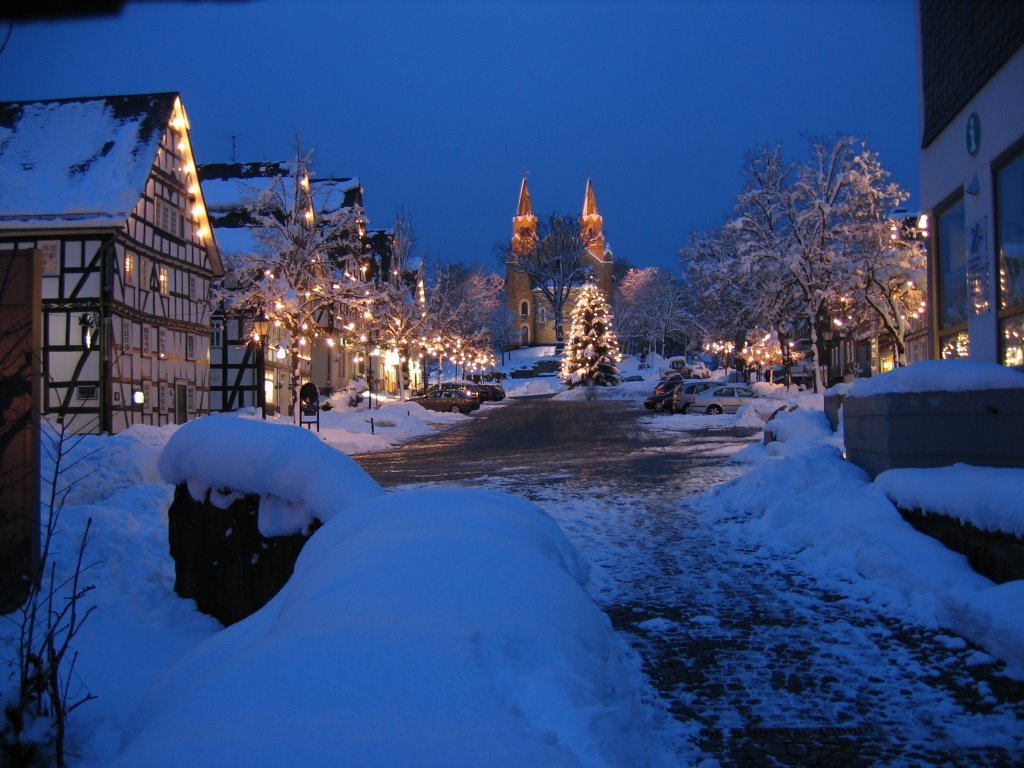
[
  {"left": 843, "top": 389, "right": 1024, "bottom": 479},
  {"left": 897, "top": 507, "right": 1024, "bottom": 584},
  {"left": 167, "top": 483, "right": 320, "bottom": 625}
]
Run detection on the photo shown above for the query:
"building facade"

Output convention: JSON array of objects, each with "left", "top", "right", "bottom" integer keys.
[
  {"left": 917, "top": 0, "right": 1024, "bottom": 365},
  {"left": 506, "top": 178, "right": 615, "bottom": 346},
  {"left": 0, "top": 93, "right": 222, "bottom": 434}
]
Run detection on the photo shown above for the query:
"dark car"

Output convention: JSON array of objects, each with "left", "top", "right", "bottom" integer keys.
[
  {"left": 411, "top": 388, "right": 481, "bottom": 414},
  {"left": 474, "top": 383, "right": 506, "bottom": 401},
  {"left": 644, "top": 382, "right": 682, "bottom": 412},
  {"left": 439, "top": 381, "right": 483, "bottom": 401}
]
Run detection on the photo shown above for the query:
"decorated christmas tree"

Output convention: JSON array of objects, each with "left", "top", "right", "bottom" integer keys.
[{"left": 560, "top": 282, "right": 622, "bottom": 388}]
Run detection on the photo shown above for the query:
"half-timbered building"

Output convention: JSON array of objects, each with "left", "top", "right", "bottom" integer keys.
[
  {"left": 0, "top": 92, "right": 222, "bottom": 434},
  {"left": 199, "top": 161, "right": 380, "bottom": 412}
]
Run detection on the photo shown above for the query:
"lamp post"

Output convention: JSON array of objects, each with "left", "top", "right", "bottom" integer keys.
[
  {"left": 252, "top": 313, "right": 272, "bottom": 420},
  {"left": 820, "top": 325, "right": 835, "bottom": 388},
  {"left": 778, "top": 328, "right": 792, "bottom": 392}
]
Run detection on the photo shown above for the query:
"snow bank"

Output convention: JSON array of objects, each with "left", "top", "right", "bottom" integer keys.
[
  {"left": 876, "top": 465, "right": 1024, "bottom": 537},
  {"left": 157, "top": 413, "right": 384, "bottom": 534},
  {"left": 709, "top": 412, "right": 1024, "bottom": 679},
  {"left": 114, "top": 487, "right": 654, "bottom": 768},
  {"left": 848, "top": 359, "right": 1024, "bottom": 396}
]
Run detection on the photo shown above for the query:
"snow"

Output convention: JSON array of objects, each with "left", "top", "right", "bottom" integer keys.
[
  {"left": 846, "top": 358, "right": 1024, "bottom": 396},
  {"left": 875, "top": 465, "right": 1024, "bottom": 537},
  {"left": 4, "top": 352, "right": 1024, "bottom": 765},
  {"left": 0, "top": 94, "right": 175, "bottom": 226}
]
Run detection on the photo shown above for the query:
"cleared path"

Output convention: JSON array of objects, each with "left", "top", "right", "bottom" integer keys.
[{"left": 354, "top": 397, "right": 1024, "bottom": 767}]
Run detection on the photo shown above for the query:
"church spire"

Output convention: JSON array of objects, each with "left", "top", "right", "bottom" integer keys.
[
  {"left": 582, "top": 177, "right": 599, "bottom": 218},
  {"left": 517, "top": 177, "right": 533, "bottom": 217}
]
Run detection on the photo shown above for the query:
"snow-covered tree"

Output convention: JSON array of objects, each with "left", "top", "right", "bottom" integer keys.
[
  {"left": 561, "top": 282, "right": 621, "bottom": 388},
  {"left": 614, "top": 267, "right": 689, "bottom": 359},
  {"left": 839, "top": 150, "right": 927, "bottom": 367},
  {"left": 498, "top": 212, "right": 600, "bottom": 342},
  {"left": 215, "top": 147, "right": 372, "bottom": 417}
]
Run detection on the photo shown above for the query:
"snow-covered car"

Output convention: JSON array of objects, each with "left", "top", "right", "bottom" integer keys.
[
  {"left": 411, "top": 388, "right": 481, "bottom": 414},
  {"left": 687, "top": 384, "right": 758, "bottom": 415},
  {"left": 671, "top": 381, "right": 726, "bottom": 413},
  {"left": 689, "top": 361, "right": 712, "bottom": 379}
]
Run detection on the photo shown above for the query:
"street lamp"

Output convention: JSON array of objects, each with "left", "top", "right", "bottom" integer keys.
[
  {"left": 252, "top": 313, "right": 272, "bottom": 420},
  {"left": 778, "top": 327, "right": 792, "bottom": 392},
  {"left": 821, "top": 325, "right": 835, "bottom": 388}
]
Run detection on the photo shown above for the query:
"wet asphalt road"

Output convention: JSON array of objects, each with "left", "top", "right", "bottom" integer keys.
[{"left": 352, "top": 397, "right": 1024, "bottom": 767}]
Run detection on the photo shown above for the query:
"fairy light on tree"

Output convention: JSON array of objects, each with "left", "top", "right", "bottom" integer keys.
[{"left": 561, "top": 281, "right": 621, "bottom": 389}]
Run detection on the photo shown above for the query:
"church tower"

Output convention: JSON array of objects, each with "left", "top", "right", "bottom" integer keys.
[
  {"left": 505, "top": 177, "right": 615, "bottom": 347},
  {"left": 580, "top": 178, "right": 614, "bottom": 302},
  {"left": 507, "top": 178, "right": 538, "bottom": 346}
]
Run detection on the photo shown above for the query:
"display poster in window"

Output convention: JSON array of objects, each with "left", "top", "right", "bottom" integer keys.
[{"left": 967, "top": 216, "right": 990, "bottom": 316}]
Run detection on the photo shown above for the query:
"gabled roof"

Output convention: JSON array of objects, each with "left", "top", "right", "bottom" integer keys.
[
  {"left": 198, "top": 161, "right": 362, "bottom": 256},
  {"left": 0, "top": 92, "right": 179, "bottom": 228}
]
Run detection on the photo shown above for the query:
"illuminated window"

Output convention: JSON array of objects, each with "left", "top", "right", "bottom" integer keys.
[
  {"left": 997, "top": 148, "right": 1024, "bottom": 311},
  {"left": 159, "top": 266, "right": 169, "bottom": 295},
  {"left": 124, "top": 251, "right": 135, "bottom": 285}
]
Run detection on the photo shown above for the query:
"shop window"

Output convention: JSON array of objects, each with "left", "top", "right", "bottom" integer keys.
[
  {"left": 936, "top": 197, "right": 967, "bottom": 330},
  {"left": 997, "top": 149, "right": 1024, "bottom": 311}
]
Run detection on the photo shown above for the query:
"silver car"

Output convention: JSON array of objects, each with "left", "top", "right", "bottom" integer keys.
[
  {"left": 688, "top": 385, "right": 758, "bottom": 415},
  {"left": 672, "top": 381, "right": 726, "bottom": 413}
]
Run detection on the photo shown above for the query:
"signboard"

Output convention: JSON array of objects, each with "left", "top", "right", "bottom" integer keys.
[{"left": 299, "top": 382, "right": 320, "bottom": 431}]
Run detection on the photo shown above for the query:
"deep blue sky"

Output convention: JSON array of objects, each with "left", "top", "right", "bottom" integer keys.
[{"left": 0, "top": 0, "right": 920, "bottom": 274}]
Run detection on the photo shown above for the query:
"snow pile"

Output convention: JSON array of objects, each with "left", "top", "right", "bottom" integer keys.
[
  {"left": 705, "top": 404, "right": 1024, "bottom": 679},
  {"left": 112, "top": 487, "right": 653, "bottom": 768},
  {"left": 158, "top": 413, "right": 384, "bottom": 534},
  {"left": 848, "top": 359, "right": 1024, "bottom": 396},
  {"left": 876, "top": 465, "right": 1024, "bottom": 537}
]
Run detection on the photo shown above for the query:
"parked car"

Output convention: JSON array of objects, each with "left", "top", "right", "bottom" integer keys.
[
  {"left": 688, "top": 384, "right": 758, "bottom": 415},
  {"left": 672, "top": 380, "right": 726, "bottom": 413},
  {"left": 473, "top": 383, "right": 506, "bottom": 401},
  {"left": 411, "top": 388, "right": 481, "bottom": 414},
  {"left": 439, "top": 381, "right": 483, "bottom": 401},
  {"left": 689, "top": 361, "right": 712, "bottom": 379},
  {"left": 651, "top": 376, "right": 683, "bottom": 396},
  {"left": 644, "top": 382, "right": 683, "bottom": 412}
]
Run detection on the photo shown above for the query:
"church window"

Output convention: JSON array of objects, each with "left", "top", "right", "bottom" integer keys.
[{"left": 520, "top": 301, "right": 529, "bottom": 317}]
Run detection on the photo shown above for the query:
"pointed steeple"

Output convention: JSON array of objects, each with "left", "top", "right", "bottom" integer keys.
[
  {"left": 517, "top": 177, "right": 533, "bottom": 217},
  {"left": 582, "top": 177, "right": 599, "bottom": 218}
]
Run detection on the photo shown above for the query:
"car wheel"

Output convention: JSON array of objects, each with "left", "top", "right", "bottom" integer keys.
[
  {"left": 707, "top": 404, "right": 723, "bottom": 415},
  {"left": 681, "top": 403, "right": 690, "bottom": 414},
  {"left": 449, "top": 405, "right": 462, "bottom": 413}
]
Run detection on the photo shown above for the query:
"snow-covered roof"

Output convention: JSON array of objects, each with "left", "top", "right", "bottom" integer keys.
[
  {"left": 197, "top": 162, "right": 363, "bottom": 257},
  {"left": 0, "top": 92, "right": 179, "bottom": 229}
]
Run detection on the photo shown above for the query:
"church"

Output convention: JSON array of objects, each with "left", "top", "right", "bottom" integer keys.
[{"left": 505, "top": 178, "right": 615, "bottom": 346}]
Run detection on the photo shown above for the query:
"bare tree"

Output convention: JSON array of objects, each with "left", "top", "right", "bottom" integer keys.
[{"left": 498, "top": 212, "right": 600, "bottom": 342}]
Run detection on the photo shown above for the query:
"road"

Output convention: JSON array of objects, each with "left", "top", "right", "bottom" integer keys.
[{"left": 353, "top": 397, "right": 1024, "bottom": 767}]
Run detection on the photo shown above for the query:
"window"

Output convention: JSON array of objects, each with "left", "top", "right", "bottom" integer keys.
[
  {"left": 212, "top": 319, "right": 223, "bottom": 347},
  {"left": 159, "top": 266, "right": 169, "bottom": 295},
  {"left": 936, "top": 197, "right": 967, "bottom": 330},
  {"left": 124, "top": 251, "right": 135, "bottom": 285},
  {"left": 121, "top": 319, "right": 132, "bottom": 353},
  {"left": 142, "top": 326, "right": 152, "bottom": 356},
  {"left": 520, "top": 301, "right": 529, "bottom": 317},
  {"left": 156, "top": 198, "right": 183, "bottom": 237},
  {"left": 39, "top": 241, "right": 59, "bottom": 275},
  {"left": 185, "top": 334, "right": 195, "bottom": 361},
  {"left": 159, "top": 328, "right": 168, "bottom": 358},
  {"left": 997, "top": 148, "right": 1024, "bottom": 311},
  {"left": 188, "top": 274, "right": 197, "bottom": 301}
]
